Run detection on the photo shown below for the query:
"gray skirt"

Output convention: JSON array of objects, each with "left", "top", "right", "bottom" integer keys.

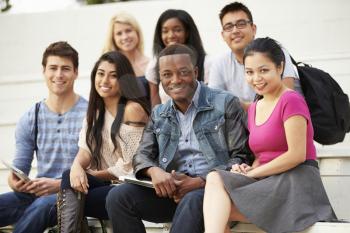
[{"left": 217, "top": 162, "right": 337, "bottom": 233}]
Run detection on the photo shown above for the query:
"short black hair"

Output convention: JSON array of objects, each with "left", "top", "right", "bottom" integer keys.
[
  {"left": 156, "top": 44, "right": 198, "bottom": 79},
  {"left": 219, "top": 2, "right": 253, "bottom": 23}
]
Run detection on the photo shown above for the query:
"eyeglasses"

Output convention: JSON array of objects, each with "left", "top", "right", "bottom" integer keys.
[{"left": 222, "top": 19, "right": 252, "bottom": 32}]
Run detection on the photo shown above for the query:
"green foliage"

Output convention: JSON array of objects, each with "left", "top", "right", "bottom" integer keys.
[
  {"left": 86, "top": 0, "right": 104, "bottom": 4},
  {"left": 86, "top": 0, "right": 123, "bottom": 5},
  {"left": 0, "top": 0, "right": 12, "bottom": 12}
]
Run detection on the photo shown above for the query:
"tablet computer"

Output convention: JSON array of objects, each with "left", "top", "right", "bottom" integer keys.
[
  {"left": 1, "top": 159, "right": 31, "bottom": 182},
  {"left": 119, "top": 174, "right": 153, "bottom": 188}
]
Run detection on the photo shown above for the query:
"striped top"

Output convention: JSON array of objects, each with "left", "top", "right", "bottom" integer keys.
[{"left": 13, "top": 97, "right": 88, "bottom": 178}]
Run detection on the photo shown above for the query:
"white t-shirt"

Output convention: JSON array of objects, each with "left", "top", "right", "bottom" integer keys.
[
  {"left": 145, "top": 55, "right": 212, "bottom": 103},
  {"left": 208, "top": 49, "right": 301, "bottom": 102}
]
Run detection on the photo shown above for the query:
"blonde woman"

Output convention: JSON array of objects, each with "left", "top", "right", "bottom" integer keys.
[{"left": 103, "top": 12, "right": 150, "bottom": 100}]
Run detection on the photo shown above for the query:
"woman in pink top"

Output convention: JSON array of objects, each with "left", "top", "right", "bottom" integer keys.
[{"left": 203, "top": 37, "right": 336, "bottom": 233}]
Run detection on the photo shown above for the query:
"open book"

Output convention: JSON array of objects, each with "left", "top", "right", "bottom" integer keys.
[{"left": 119, "top": 174, "right": 154, "bottom": 188}]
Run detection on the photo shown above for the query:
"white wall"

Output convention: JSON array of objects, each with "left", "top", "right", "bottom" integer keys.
[{"left": 0, "top": 0, "right": 349, "bottom": 192}]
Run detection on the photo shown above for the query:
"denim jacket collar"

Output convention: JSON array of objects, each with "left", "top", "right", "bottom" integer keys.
[
  {"left": 170, "top": 81, "right": 201, "bottom": 111},
  {"left": 160, "top": 82, "right": 213, "bottom": 118}
]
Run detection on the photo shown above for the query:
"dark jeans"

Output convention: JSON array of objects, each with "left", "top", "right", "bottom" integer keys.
[
  {"left": 0, "top": 192, "right": 56, "bottom": 233},
  {"left": 61, "top": 169, "right": 114, "bottom": 220},
  {"left": 106, "top": 183, "right": 205, "bottom": 233}
]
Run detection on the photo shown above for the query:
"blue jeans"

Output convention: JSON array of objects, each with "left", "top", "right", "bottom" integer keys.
[
  {"left": 106, "top": 183, "right": 205, "bottom": 233},
  {"left": 0, "top": 191, "right": 57, "bottom": 233}
]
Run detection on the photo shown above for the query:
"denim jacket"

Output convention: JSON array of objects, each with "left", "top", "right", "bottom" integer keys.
[{"left": 133, "top": 83, "right": 253, "bottom": 179}]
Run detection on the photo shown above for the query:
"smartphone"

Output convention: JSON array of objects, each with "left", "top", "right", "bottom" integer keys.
[{"left": 1, "top": 159, "right": 31, "bottom": 182}]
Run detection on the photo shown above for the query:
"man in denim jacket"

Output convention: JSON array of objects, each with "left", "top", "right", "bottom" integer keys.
[{"left": 106, "top": 44, "right": 252, "bottom": 233}]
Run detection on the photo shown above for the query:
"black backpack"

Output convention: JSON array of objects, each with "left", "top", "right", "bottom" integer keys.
[{"left": 291, "top": 57, "right": 350, "bottom": 145}]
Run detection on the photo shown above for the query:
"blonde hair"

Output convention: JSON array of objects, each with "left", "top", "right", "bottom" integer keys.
[{"left": 102, "top": 12, "right": 144, "bottom": 54}]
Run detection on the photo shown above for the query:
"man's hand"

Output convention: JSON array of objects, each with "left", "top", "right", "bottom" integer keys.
[
  {"left": 26, "top": 178, "right": 60, "bottom": 196},
  {"left": 70, "top": 163, "right": 89, "bottom": 194},
  {"left": 147, "top": 167, "right": 176, "bottom": 198},
  {"left": 171, "top": 171, "right": 205, "bottom": 203},
  {"left": 8, "top": 172, "right": 32, "bottom": 193}
]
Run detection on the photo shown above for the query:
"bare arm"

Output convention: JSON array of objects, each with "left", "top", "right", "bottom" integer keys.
[
  {"left": 149, "top": 82, "right": 161, "bottom": 108},
  {"left": 282, "top": 77, "right": 295, "bottom": 90},
  {"left": 87, "top": 169, "right": 116, "bottom": 181},
  {"left": 124, "top": 101, "right": 149, "bottom": 125},
  {"left": 240, "top": 101, "right": 250, "bottom": 112},
  {"left": 247, "top": 115, "right": 307, "bottom": 178},
  {"left": 69, "top": 148, "right": 92, "bottom": 193}
]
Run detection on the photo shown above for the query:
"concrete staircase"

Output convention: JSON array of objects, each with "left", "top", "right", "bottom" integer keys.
[{"left": 0, "top": 0, "right": 349, "bottom": 232}]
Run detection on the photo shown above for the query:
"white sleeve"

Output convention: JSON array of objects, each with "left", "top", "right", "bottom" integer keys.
[
  {"left": 208, "top": 55, "right": 226, "bottom": 90},
  {"left": 282, "top": 48, "right": 299, "bottom": 79},
  {"left": 145, "top": 58, "right": 158, "bottom": 85},
  {"left": 203, "top": 55, "right": 213, "bottom": 84}
]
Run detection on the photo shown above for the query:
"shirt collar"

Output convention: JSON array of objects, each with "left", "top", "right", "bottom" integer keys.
[{"left": 171, "top": 81, "right": 201, "bottom": 111}]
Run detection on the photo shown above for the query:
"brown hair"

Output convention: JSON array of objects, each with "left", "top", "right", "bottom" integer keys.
[{"left": 42, "top": 41, "right": 79, "bottom": 69}]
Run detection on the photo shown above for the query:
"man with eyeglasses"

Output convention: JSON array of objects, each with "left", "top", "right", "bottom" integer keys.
[
  {"left": 106, "top": 44, "right": 253, "bottom": 233},
  {"left": 208, "top": 2, "right": 301, "bottom": 105}
]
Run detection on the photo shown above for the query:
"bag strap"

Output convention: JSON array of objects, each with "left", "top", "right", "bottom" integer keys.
[
  {"left": 34, "top": 102, "right": 41, "bottom": 152},
  {"left": 290, "top": 55, "right": 298, "bottom": 66},
  {"left": 290, "top": 55, "right": 311, "bottom": 68}
]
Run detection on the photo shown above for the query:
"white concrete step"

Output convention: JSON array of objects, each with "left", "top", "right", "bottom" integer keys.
[
  {"left": 87, "top": 221, "right": 350, "bottom": 233},
  {"left": 231, "top": 222, "right": 350, "bottom": 233}
]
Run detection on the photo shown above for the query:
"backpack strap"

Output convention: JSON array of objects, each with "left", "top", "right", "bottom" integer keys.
[
  {"left": 290, "top": 55, "right": 298, "bottom": 66},
  {"left": 290, "top": 55, "right": 310, "bottom": 68},
  {"left": 34, "top": 102, "right": 41, "bottom": 152}
]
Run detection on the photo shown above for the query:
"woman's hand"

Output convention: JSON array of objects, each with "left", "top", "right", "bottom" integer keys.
[
  {"left": 230, "top": 163, "right": 253, "bottom": 175},
  {"left": 70, "top": 163, "right": 89, "bottom": 194}
]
